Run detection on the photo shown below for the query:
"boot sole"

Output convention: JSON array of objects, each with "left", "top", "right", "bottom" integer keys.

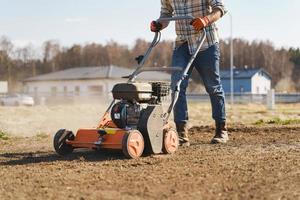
[{"left": 211, "top": 138, "right": 228, "bottom": 144}]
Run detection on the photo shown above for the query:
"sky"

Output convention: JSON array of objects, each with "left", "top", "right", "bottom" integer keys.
[{"left": 0, "top": 0, "right": 299, "bottom": 50}]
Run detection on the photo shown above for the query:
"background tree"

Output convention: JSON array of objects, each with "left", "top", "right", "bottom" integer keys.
[
  {"left": 289, "top": 48, "right": 300, "bottom": 91},
  {"left": 0, "top": 35, "right": 298, "bottom": 92},
  {"left": 42, "top": 40, "right": 61, "bottom": 72},
  {"left": 0, "top": 36, "right": 14, "bottom": 90}
]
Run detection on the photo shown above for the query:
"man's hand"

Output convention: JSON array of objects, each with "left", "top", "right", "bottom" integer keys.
[
  {"left": 150, "top": 21, "right": 163, "bottom": 32},
  {"left": 190, "top": 16, "right": 210, "bottom": 31}
]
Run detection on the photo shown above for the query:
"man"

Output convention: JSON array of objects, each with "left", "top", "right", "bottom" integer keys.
[{"left": 150, "top": 0, "right": 228, "bottom": 146}]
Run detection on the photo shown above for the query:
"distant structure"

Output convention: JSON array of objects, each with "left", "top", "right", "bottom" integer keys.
[
  {"left": 0, "top": 81, "right": 8, "bottom": 94},
  {"left": 220, "top": 68, "right": 272, "bottom": 94},
  {"left": 23, "top": 65, "right": 170, "bottom": 98}
]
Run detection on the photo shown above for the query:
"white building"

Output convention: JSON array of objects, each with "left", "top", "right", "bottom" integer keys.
[{"left": 23, "top": 65, "right": 171, "bottom": 99}]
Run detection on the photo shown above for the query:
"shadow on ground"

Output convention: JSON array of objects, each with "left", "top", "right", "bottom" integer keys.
[
  {"left": 0, "top": 149, "right": 126, "bottom": 166},
  {"left": 1, "top": 125, "right": 299, "bottom": 166}
]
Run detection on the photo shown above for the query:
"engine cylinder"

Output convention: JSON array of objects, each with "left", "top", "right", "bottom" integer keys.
[{"left": 111, "top": 101, "right": 141, "bottom": 129}]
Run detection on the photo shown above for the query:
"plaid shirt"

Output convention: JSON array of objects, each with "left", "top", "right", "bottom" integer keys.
[{"left": 160, "top": 0, "right": 227, "bottom": 54}]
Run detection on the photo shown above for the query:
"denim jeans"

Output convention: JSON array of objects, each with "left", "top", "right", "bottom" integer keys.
[{"left": 171, "top": 42, "right": 226, "bottom": 124}]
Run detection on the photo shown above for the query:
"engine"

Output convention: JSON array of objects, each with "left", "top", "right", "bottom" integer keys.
[
  {"left": 111, "top": 81, "right": 170, "bottom": 129},
  {"left": 111, "top": 101, "right": 143, "bottom": 129}
]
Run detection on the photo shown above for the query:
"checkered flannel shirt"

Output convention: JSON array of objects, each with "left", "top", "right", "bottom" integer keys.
[{"left": 160, "top": 0, "right": 227, "bottom": 54}]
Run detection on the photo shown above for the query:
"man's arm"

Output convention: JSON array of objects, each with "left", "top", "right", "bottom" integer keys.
[
  {"left": 208, "top": 0, "right": 227, "bottom": 22},
  {"left": 191, "top": 0, "right": 227, "bottom": 31},
  {"left": 206, "top": 8, "right": 223, "bottom": 24}
]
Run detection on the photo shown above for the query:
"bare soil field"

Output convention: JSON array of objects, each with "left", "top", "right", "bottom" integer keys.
[{"left": 0, "top": 103, "right": 300, "bottom": 200}]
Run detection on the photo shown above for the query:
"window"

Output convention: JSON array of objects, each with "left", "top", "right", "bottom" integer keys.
[
  {"left": 240, "top": 86, "right": 244, "bottom": 93},
  {"left": 88, "top": 85, "right": 103, "bottom": 95},
  {"left": 34, "top": 87, "right": 38, "bottom": 96},
  {"left": 51, "top": 87, "right": 57, "bottom": 96},
  {"left": 75, "top": 86, "right": 80, "bottom": 96},
  {"left": 256, "top": 86, "right": 260, "bottom": 94},
  {"left": 64, "top": 86, "right": 68, "bottom": 96}
]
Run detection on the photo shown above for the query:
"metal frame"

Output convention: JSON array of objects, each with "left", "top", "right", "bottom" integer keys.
[{"left": 100, "top": 16, "right": 207, "bottom": 126}]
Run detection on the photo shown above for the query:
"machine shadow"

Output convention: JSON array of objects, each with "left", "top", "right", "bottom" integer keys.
[{"left": 0, "top": 149, "right": 127, "bottom": 166}]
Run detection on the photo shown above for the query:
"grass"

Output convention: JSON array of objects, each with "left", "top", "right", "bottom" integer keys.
[
  {"left": 254, "top": 119, "right": 265, "bottom": 125},
  {"left": 254, "top": 118, "right": 300, "bottom": 125},
  {"left": 0, "top": 130, "right": 9, "bottom": 140},
  {"left": 188, "top": 102, "right": 300, "bottom": 125},
  {"left": 35, "top": 132, "right": 50, "bottom": 139}
]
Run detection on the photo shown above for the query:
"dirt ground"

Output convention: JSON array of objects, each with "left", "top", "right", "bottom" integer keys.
[{"left": 0, "top": 103, "right": 300, "bottom": 200}]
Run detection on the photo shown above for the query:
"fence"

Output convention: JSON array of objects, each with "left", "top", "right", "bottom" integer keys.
[
  {"left": 187, "top": 93, "right": 300, "bottom": 104},
  {"left": 33, "top": 92, "right": 300, "bottom": 105},
  {"left": 1, "top": 92, "right": 300, "bottom": 105}
]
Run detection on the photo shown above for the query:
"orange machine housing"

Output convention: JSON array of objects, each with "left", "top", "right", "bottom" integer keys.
[{"left": 66, "top": 112, "right": 126, "bottom": 150}]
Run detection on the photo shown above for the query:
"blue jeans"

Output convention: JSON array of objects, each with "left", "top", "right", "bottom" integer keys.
[{"left": 171, "top": 42, "right": 226, "bottom": 124}]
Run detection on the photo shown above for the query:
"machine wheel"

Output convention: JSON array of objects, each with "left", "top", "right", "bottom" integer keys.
[
  {"left": 53, "top": 129, "right": 75, "bottom": 156},
  {"left": 162, "top": 128, "right": 179, "bottom": 154},
  {"left": 122, "top": 130, "right": 144, "bottom": 159}
]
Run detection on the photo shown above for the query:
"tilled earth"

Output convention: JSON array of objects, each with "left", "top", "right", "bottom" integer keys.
[{"left": 0, "top": 125, "right": 299, "bottom": 200}]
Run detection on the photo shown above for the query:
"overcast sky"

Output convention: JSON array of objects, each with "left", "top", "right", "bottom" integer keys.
[{"left": 0, "top": 0, "right": 299, "bottom": 49}]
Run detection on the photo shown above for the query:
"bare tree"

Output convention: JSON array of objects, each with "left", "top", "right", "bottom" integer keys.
[
  {"left": 0, "top": 34, "right": 299, "bottom": 92},
  {"left": 42, "top": 40, "right": 61, "bottom": 72},
  {"left": 0, "top": 36, "right": 14, "bottom": 90}
]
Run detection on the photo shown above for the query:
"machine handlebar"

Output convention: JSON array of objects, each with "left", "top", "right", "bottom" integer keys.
[
  {"left": 128, "top": 16, "right": 198, "bottom": 83},
  {"left": 156, "top": 15, "right": 194, "bottom": 23}
]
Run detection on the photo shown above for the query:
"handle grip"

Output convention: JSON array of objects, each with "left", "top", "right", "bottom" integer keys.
[{"left": 156, "top": 15, "right": 194, "bottom": 23}]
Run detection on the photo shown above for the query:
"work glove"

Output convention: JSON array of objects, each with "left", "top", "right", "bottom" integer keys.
[
  {"left": 190, "top": 16, "right": 210, "bottom": 31},
  {"left": 150, "top": 21, "right": 162, "bottom": 32}
]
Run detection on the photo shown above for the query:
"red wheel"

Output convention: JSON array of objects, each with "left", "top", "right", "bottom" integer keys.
[
  {"left": 122, "top": 130, "right": 144, "bottom": 159},
  {"left": 162, "top": 128, "right": 179, "bottom": 154}
]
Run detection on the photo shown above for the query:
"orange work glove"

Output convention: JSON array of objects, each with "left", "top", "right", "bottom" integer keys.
[
  {"left": 150, "top": 21, "right": 162, "bottom": 32},
  {"left": 190, "top": 16, "right": 210, "bottom": 31}
]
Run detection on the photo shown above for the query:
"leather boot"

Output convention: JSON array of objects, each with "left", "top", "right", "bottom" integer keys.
[
  {"left": 176, "top": 122, "right": 190, "bottom": 147},
  {"left": 211, "top": 122, "right": 229, "bottom": 144}
]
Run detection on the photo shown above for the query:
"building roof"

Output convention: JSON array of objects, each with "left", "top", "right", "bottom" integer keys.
[
  {"left": 220, "top": 68, "right": 272, "bottom": 80},
  {"left": 24, "top": 65, "right": 171, "bottom": 82}
]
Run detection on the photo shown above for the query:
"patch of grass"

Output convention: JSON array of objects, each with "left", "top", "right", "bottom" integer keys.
[
  {"left": 267, "top": 117, "right": 282, "bottom": 124},
  {"left": 254, "top": 118, "right": 300, "bottom": 125},
  {"left": 0, "top": 130, "right": 9, "bottom": 140},
  {"left": 35, "top": 132, "right": 49, "bottom": 139},
  {"left": 279, "top": 119, "right": 300, "bottom": 125},
  {"left": 254, "top": 119, "right": 265, "bottom": 125}
]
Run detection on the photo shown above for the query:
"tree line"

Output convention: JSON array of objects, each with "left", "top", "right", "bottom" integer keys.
[{"left": 0, "top": 35, "right": 299, "bottom": 92}]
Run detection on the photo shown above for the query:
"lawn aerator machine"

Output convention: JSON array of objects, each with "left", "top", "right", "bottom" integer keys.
[{"left": 53, "top": 16, "right": 206, "bottom": 159}]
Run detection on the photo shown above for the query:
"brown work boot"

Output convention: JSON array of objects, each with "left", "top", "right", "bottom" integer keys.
[
  {"left": 211, "top": 122, "right": 229, "bottom": 144},
  {"left": 176, "top": 122, "right": 190, "bottom": 147}
]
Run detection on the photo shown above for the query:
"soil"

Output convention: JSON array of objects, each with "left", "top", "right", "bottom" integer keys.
[{"left": 0, "top": 124, "right": 299, "bottom": 200}]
